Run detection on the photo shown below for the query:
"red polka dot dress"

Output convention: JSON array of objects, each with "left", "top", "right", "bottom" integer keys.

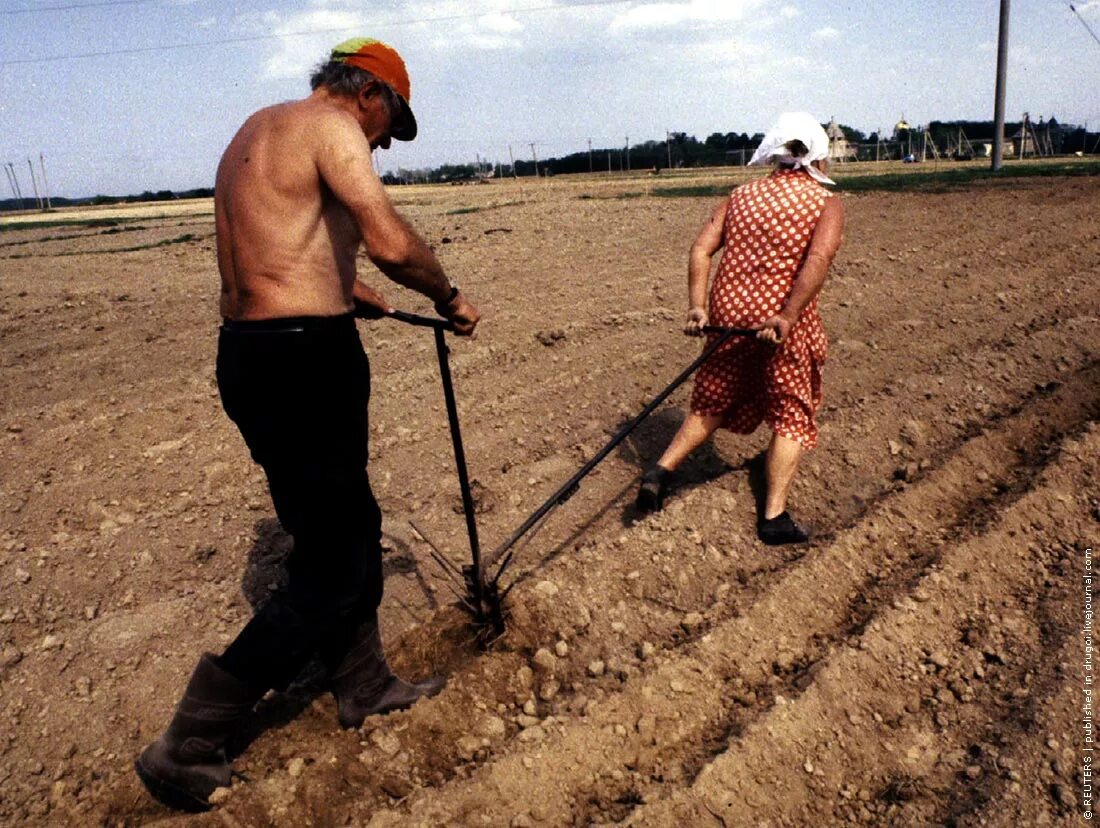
[{"left": 690, "top": 168, "right": 833, "bottom": 449}]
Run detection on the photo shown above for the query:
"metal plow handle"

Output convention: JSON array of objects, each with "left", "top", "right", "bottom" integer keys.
[{"left": 485, "top": 325, "right": 756, "bottom": 585}]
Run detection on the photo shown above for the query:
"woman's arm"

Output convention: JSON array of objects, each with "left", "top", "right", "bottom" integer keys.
[{"left": 684, "top": 199, "right": 728, "bottom": 335}]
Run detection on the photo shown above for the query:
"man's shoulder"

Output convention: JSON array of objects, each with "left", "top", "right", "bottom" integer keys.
[
  {"left": 242, "top": 99, "right": 358, "bottom": 143},
  {"left": 286, "top": 98, "right": 360, "bottom": 133}
]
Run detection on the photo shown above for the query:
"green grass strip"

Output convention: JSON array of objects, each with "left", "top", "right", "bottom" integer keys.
[
  {"left": 3, "top": 233, "right": 200, "bottom": 259},
  {"left": 0, "top": 212, "right": 211, "bottom": 233},
  {"left": 833, "top": 159, "right": 1100, "bottom": 193},
  {"left": 444, "top": 199, "right": 527, "bottom": 216},
  {"left": 592, "top": 160, "right": 1100, "bottom": 199}
]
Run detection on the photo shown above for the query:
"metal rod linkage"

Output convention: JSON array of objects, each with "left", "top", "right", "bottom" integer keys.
[
  {"left": 432, "top": 324, "right": 485, "bottom": 611},
  {"left": 375, "top": 308, "right": 488, "bottom": 620},
  {"left": 487, "top": 325, "right": 755, "bottom": 585},
  {"left": 378, "top": 309, "right": 756, "bottom": 628}
]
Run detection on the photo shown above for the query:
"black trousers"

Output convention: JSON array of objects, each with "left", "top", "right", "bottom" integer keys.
[{"left": 214, "top": 314, "right": 383, "bottom": 692}]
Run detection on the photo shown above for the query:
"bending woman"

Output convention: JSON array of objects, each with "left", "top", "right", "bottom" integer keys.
[{"left": 637, "top": 112, "right": 845, "bottom": 546}]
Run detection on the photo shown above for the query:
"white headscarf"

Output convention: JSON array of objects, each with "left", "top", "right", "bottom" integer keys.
[{"left": 747, "top": 111, "right": 836, "bottom": 185}]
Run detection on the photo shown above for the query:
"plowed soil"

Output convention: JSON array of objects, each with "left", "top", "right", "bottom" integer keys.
[{"left": 1, "top": 168, "right": 1098, "bottom": 827}]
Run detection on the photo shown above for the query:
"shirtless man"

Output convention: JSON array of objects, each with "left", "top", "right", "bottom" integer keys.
[{"left": 135, "top": 38, "right": 479, "bottom": 812}]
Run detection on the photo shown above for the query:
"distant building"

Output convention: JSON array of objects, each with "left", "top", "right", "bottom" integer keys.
[
  {"left": 826, "top": 118, "right": 857, "bottom": 161},
  {"left": 892, "top": 118, "right": 914, "bottom": 158},
  {"left": 1035, "top": 116, "right": 1067, "bottom": 154},
  {"left": 1011, "top": 123, "right": 1036, "bottom": 157}
]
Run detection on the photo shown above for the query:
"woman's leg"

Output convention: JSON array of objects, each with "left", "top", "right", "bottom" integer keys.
[
  {"left": 655, "top": 411, "right": 725, "bottom": 471},
  {"left": 762, "top": 432, "right": 803, "bottom": 520},
  {"left": 638, "top": 411, "right": 724, "bottom": 512},
  {"left": 757, "top": 431, "right": 810, "bottom": 545}
]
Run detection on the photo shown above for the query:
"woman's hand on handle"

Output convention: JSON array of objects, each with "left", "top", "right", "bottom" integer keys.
[
  {"left": 756, "top": 314, "right": 792, "bottom": 345},
  {"left": 684, "top": 307, "right": 708, "bottom": 336}
]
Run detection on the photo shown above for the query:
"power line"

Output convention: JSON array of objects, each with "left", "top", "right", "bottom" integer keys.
[
  {"left": 1068, "top": 3, "right": 1100, "bottom": 47},
  {"left": 1, "top": 0, "right": 156, "bottom": 15},
  {"left": 0, "top": 0, "right": 635, "bottom": 66}
]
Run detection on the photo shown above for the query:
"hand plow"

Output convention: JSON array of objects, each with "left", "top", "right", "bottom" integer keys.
[{"left": 378, "top": 309, "right": 754, "bottom": 639}]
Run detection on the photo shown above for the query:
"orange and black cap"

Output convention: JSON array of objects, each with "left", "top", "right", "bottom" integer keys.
[{"left": 331, "top": 37, "right": 417, "bottom": 141}]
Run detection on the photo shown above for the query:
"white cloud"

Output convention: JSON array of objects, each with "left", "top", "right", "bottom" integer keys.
[
  {"left": 810, "top": 26, "right": 840, "bottom": 40},
  {"left": 694, "top": 38, "right": 813, "bottom": 72},
  {"left": 259, "top": 9, "right": 367, "bottom": 80},
  {"left": 456, "top": 12, "right": 524, "bottom": 50},
  {"left": 479, "top": 12, "right": 522, "bottom": 34},
  {"left": 609, "top": 0, "right": 762, "bottom": 32},
  {"left": 462, "top": 33, "right": 522, "bottom": 51},
  {"left": 255, "top": 1, "right": 534, "bottom": 77},
  {"left": 779, "top": 5, "right": 800, "bottom": 18}
]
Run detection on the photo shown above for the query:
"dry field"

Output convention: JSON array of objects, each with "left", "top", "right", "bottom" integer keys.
[{"left": 1, "top": 166, "right": 1098, "bottom": 827}]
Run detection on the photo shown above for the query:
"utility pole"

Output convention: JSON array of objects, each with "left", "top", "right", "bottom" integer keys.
[
  {"left": 587, "top": 138, "right": 593, "bottom": 174},
  {"left": 1028, "top": 113, "right": 1044, "bottom": 157},
  {"left": 992, "top": 0, "right": 1010, "bottom": 171},
  {"left": 508, "top": 144, "right": 518, "bottom": 179},
  {"left": 625, "top": 135, "right": 630, "bottom": 171},
  {"left": 666, "top": 130, "right": 672, "bottom": 170},
  {"left": 7, "top": 163, "right": 24, "bottom": 208},
  {"left": 529, "top": 142, "right": 540, "bottom": 178},
  {"left": 607, "top": 149, "right": 612, "bottom": 174},
  {"left": 27, "top": 158, "right": 42, "bottom": 210},
  {"left": 38, "top": 153, "right": 51, "bottom": 210},
  {"left": 3, "top": 163, "right": 16, "bottom": 204},
  {"left": 1018, "top": 112, "right": 1027, "bottom": 160}
]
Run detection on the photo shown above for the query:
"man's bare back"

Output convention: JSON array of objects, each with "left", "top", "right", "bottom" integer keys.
[
  {"left": 216, "top": 97, "right": 365, "bottom": 319},
  {"left": 215, "top": 85, "right": 478, "bottom": 331}
]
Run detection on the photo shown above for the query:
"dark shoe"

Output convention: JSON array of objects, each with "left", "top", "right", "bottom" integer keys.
[
  {"left": 331, "top": 617, "right": 445, "bottom": 729},
  {"left": 636, "top": 466, "right": 671, "bottom": 513},
  {"left": 757, "top": 511, "right": 810, "bottom": 546},
  {"left": 135, "top": 654, "right": 262, "bottom": 812}
]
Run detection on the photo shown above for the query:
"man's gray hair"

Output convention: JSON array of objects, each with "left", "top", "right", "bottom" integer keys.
[{"left": 310, "top": 60, "right": 401, "bottom": 110}]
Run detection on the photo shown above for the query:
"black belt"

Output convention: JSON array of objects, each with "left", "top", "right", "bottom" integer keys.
[{"left": 220, "top": 313, "right": 355, "bottom": 333}]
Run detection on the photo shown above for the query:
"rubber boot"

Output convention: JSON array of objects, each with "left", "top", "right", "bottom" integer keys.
[
  {"left": 135, "top": 654, "right": 261, "bottom": 812},
  {"left": 636, "top": 465, "right": 671, "bottom": 513},
  {"left": 331, "top": 617, "right": 445, "bottom": 729},
  {"left": 757, "top": 511, "right": 810, "bottom": 545}
]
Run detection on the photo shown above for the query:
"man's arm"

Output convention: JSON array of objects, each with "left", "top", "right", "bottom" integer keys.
[
  {"left": 684, "top": 199, "right": 728, "bottom": 336},
  {"left": 314, "top": 113, "right": 479, "bottom": 333},
  {"left": 351, "top": 280, "right": 394, "bottom": 319},
  {"left": 757, "top": 196, "right": 844, "bottom": 344}
]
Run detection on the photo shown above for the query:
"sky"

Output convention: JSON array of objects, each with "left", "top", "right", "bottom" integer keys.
[{"left": 1, "top": 0, "right": 1099, "bottom": 198}]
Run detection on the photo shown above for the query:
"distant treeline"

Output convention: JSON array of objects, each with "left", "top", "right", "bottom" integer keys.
[
  {"left": 382, "top": 118, "right": 1099, "bottom": 185},
  {"left": 0, "top": 187, "right": 214, "bottom": 213}
]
